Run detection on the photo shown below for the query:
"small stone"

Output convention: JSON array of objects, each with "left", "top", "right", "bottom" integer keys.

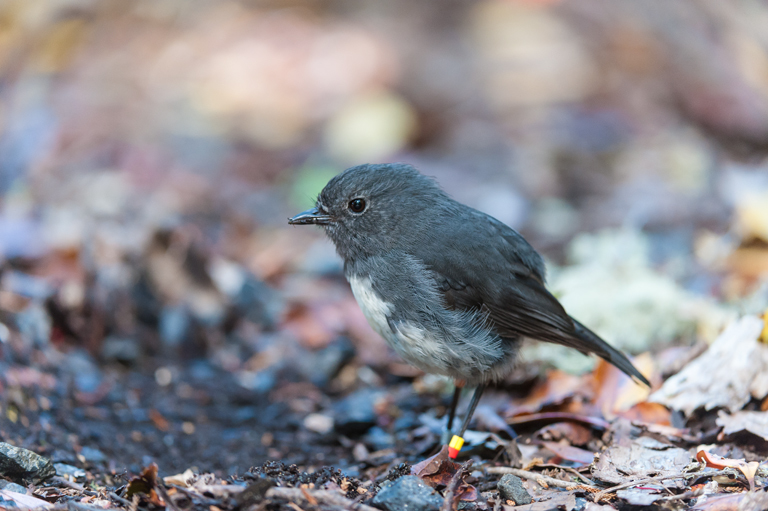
[
  {"left": 333, "top": 388, "right": 383, "bottom": 436},
  {"left": 297, "top": 337, "right": 356, "bottom": 387},
  {"left": 303, "top": 413, "right": 334, "bottom": 434},
  {"left": 372, "top": 475, "right": 443, "bottom": 511},
  {"left": 0, "top": 443, "right": 55, "bottom": 484},
  {"left": 54, "top": 463, "right": 86, "bottom": 481},
  {"left": 78, "top": 447, "right": 106, "bottom": 464},
  {"left": 101, "top": 336, "right": 140, "bottom": 364},
  {"left": 497, "top": 474, "right": 532, "bottom": 505}
]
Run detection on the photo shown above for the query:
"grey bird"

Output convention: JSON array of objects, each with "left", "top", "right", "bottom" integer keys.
[{"left": 289, "top": 163, "right": 649, "bottom": 452}]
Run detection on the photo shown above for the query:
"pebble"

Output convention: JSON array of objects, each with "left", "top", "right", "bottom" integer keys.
[
  {"left": 54, "top": 463, "right": 87, "bottom": 481},
  {"left": 303, "top": 413, "right": 334, "bottom": 434},
  {"left": 372, "top": 475, "right": 443, "bottom": 511},
  {"left": 79, "top": 447, "right": 107, "bottom": 464},
  {"left": 332, "top": 388, "right": 382, "bottom": 436},
  {"left": 101, "top": 336, "right": 141, "bottom": 364},
  {"left": 497, "top": 474, "right": 532, "bottom": 505},
  {"left": 297, "top": 337, "right": 355, "bottom": 387}
]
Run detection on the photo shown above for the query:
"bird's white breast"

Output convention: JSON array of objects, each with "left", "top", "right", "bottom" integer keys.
[{"left": 348, "top": 276, "right": 394, "bottom": 341}]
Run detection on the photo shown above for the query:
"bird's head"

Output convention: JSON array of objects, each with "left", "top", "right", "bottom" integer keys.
[{"left": 289, "top": 163, "right": 448, "bottom": 261}]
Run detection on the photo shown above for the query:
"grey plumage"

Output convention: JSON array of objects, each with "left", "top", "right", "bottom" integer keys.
[{"left": 291, "top": 162, "right": 649, "bottom": 387}]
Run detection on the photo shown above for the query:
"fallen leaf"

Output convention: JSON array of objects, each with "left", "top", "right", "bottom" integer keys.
[
  {"left": 164, "top": 468, "right": 195, "bottom": 487},
  {"left": 534, "top": 421, "right": 592, "bottom": 445},
  {"left": 695, "top": 450, "right": 758, "bottom": 491},
  {"left": 650, "top": 316, "right": 768, "bottom": 416},
  {"left": 717, "top": 410, "right": 768, "bottom": 442},
  {"left": 593, "top": 437, "right": 690, "bottom": 484},
  {"left": 0, "top": 490, "right": 53, "bottom": 509},
  {"left": 617, "top": 401, "right": 671, "bottom": 425},
  {"left": 411, "top": 445, "right": 477, "bottom": 501},
  {"left": 508, "top": 370, "right": 588, "bottom": 415},
  {"left": 540, "top": 441, "right": 595, "bottom": 465},
  {"left": 591, "top": 355, "right": 653, "bottom": 419},
  {"left": 125, "top": 463, "right": 164, "bottom": 506}
]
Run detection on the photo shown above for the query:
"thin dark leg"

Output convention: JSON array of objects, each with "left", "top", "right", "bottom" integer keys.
[
  {"left": 457, "top": 383, "right": 487, "bottom": 438},
  {"left": 446, "top": 385, "right": 462, "bottom": 433}
]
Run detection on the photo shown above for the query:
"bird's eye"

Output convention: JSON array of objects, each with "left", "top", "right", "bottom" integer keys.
[{"left": 348, "top": 198, "right": 366, "bottom": 213}]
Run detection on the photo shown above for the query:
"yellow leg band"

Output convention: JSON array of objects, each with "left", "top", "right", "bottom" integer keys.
[
  {"left": 448, "top": 435, "right": 464, "bottom": 459},
  {"left": 761, "top": 309, "right": 768, "bottom": 343}
]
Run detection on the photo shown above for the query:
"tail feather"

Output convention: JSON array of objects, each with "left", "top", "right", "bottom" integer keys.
[{"left": 566, "top": 318, "right": 650, "bottom": 387}]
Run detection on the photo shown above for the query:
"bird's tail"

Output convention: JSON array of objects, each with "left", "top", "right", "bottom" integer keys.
[{"left": 568, "top": 318, "right": 650, "bottom": 387}]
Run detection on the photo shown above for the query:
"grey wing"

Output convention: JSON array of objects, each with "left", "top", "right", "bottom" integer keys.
[
  {"left": 412, "top": 208, "right": 577, "bottom": 341},
  {"left": 412, "top": 207, "right": 649, "bottom": 385}
]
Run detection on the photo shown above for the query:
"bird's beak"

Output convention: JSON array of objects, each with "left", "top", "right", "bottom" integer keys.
[{"left": 288, "top": 207, "right": 332, "bottom": 225}]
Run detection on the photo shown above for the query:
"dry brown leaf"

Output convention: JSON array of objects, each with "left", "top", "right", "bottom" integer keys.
[
  {"left": 695, "top": 450, "right": 758, "bottom": 491},
  {"left": 411, "top": 446, "right": 477, "bottom": 501},
  {"left": 508, "top": 370, "right": 588, "bottom": 415}
]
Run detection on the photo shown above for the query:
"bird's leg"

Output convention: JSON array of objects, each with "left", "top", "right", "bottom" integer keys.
[
  {"left": 458, "top": 383, "right": 486, "bottom": 438},
  {"left": 442, "top": 383, "right": 463, "bottom": 445},
  {"left": 448, "top": 383, "right": 487, "bottom": 458}
]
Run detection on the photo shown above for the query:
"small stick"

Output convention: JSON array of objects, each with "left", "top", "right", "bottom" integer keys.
[
  {"left": 155, "top": 483, "right": 182, "bottom": 511},
  {"left": 51, "top": 476, "right": 98, "bottom": 495},
  {"left": 593, "top": 476, "right": 674, "bottom": 501},
  {"left": 266, "top": 487, "right": 379, "bottom": 511},
  {"left": 486, "top": 467, "right": 589, "bottom": 490},
  {"left": 108, "top": 492, "right": 133, "bottom": 507},
  {"left": 530, "top": 463, "right": 598, "bottom": 487}
]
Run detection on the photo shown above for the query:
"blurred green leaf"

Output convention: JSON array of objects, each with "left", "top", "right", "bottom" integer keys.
[{"left": 290, "top": 165, "right": 339, "bottom": 209}]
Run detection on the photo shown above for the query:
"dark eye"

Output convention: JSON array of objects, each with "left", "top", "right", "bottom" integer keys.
[{"left": 348, "top": 198, "right": 366, "bottom": 213}]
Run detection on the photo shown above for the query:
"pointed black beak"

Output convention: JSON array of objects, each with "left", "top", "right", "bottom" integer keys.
[{"left": 288, "top": 207, "right": 332, "bottom": 225}]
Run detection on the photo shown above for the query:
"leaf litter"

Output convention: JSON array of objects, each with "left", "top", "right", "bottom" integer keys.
[{"left": 1, "top": 1, "right": 768, "bottom": 511}]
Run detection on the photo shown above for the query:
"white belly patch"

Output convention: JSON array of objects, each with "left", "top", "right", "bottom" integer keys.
[{"left": 348, "top": 276, "right": 394, "bottom": 341}]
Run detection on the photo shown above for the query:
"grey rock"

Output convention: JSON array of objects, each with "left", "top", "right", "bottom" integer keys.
[
  {"left": 54, "top": 463, "right": 86, "bottom": 480},
  {"left": 0, "top": 443, "right": 55, "bottom": 484},
  {"left": 101, "top": 336, "right": 141, "bottom": 364},
  {"left": 333, "top": 388, "right": 383, "bottom": 436},
  {"left": 79, "top": 447, "right": 106, "bottom": 464},
  {"left": 0, "top": 480, "right": 27, "bottom": 494},
  {"left": 297, "top": 337, "right": 355, "bottom": 387},
  {"left": 497, "top": 474, "right": 532, "bottom": 505},
  {"left": 363, "top": 426, "right": 395, "bottom": 451},
  {"left": 372, "top": 476, "right": 443, "bottom": 511}
]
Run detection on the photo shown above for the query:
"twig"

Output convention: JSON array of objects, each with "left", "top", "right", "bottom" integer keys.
[
  {"left": 593, "top": 476, "right": 673, "bottom": 502},
  {"left": 486, "top": 467, "right": 591, "bottom": 490},
  {"left": 155, "top": 483, "right": 182, "bottom": 511},
  {"left": 531, "top": 463, "right": 598, "bottom": 487},
  {"left": 660, "top": 488, "right": 705, "bottom": 502},
  {"left": 441, "top": 460, "right": 473, "bottom": 511},
  {"left": 594, "top": 468, "right": 739, "bottom": 502},
  {"left": 108, "top": 492, "right": 133, "bottom": 508},
  {"left": 167, "top": 484, "right": 218, "bottom": 504},
  {"left": 266, "top": 487, "right": 379, "bottom": 511},
  {"left": 51, "top": 476, "right": 97, "bottom": 496}
]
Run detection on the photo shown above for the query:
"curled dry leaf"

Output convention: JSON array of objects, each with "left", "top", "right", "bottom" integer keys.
[
  {"left": 125, "top": 463, "right": 164, "bottom": 506},
  {"left": 695, "top": 450, "right": 758, "bottom": 491},
  {"left": 411, "top": 445, "right": 478, "bottom": 502}
]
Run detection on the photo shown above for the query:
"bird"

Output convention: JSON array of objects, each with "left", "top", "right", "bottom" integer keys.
[{"left": 289, "top": 163, "right": 649, "bottom": 458}]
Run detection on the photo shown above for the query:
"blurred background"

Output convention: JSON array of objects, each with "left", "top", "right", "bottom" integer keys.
[{"left": 1, "top": 0, "right": 768, "bottom": 475}]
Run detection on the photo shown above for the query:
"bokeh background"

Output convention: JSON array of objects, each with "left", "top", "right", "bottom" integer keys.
[{"left": 1, "top": 0, "right": 768, "bottom": 475}]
